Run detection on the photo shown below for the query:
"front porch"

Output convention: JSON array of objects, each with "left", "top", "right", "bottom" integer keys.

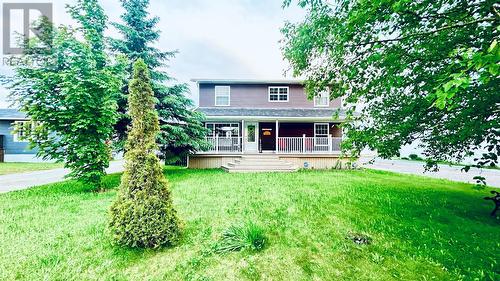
[{"left": 198, "top": 121, "right": 342, "bottom": 155}]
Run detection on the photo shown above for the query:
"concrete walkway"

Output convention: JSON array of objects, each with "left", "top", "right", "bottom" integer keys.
[
  {"left": 0, "top": 160, "right": 125, "bottom": 193},
  {"left": 363, "top": 158, "right": 500, "bottom": 188}
]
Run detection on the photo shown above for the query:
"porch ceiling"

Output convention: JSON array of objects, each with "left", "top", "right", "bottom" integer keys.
[{"left": 197, "top": 107, "right": 346, "bottom": 121}]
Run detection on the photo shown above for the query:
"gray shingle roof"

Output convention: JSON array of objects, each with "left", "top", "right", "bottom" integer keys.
[
  {"left": 0, "top": 109, "right": 28, "bottom": 120},
  {"left": 196, "top": 107, "right": 345, "bottom": 118},
  {"left": 191, "top": 79, "right": 303, "bottom": 85}
]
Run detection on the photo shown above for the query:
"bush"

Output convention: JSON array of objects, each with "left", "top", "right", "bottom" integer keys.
[
  {"left": 108, "top": 59, "right": 181, "bottom": 248},
  {"left": 408, "top": 154, "right": 423, "bottom": 161},
  {"left": 214, "top": 222, "right": 266, "bottom": 253}
]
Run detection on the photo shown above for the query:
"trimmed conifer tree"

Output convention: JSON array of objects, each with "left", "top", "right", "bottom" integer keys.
[{"left": 109, "top": 59, "right": 181, "bottom": 248}]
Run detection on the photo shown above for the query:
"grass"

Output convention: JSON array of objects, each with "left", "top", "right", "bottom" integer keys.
[
  {"left": 0, "top": 167, "right": 498, "bottom": 280},
  {"left": 0, "top": 162, "right": 63, "bottom": 175}
]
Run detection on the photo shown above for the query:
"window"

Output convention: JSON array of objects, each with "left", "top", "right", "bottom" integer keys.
[
  {"left": 215, "top": 86, "right": 230, "bottom": 106},
  {"left": 314, "top": 91, "right": 329, "bottom": 107},
  {"left": 205, "top": 123, "right": 239, "bottom": 138},
  {"left": 314, "top": 123, "right": 329, "bottom": 146},
  {"left": 268, "top": 87, "right": 289, "bottom": 102},
  {"left": 12, "top": 121, "right": 32, "bottom": 143},
  {"left": 247, "top": 125, "right": 256, "bottom": 142}
]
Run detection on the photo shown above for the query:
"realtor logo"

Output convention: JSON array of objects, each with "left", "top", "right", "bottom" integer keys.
[{"left": 2, "top": 3, "right": 53, "bottom": 54}]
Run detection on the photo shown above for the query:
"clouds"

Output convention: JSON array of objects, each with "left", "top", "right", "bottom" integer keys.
[
  {"left": 0, "top": 0, "right": 304, "bottom": 106},
  {"left": 151, "top": 0, "right": 303, "bottom": 77}
]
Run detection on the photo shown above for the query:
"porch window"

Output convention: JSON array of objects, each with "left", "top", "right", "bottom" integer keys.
[
  {"left": 314, "top": 91, "right": 329, "bottom": 107},
  {"left": 215, "top": 86, "right": 230, "bottom": 106},
  {"left": 314, "top": 123, "right": 329, "bottom": 146},
  {"left": 268, "top": 87, "right": 289, "bottom": 102},
  {"left": 205, "top": 123, "right": 239, "bottom": 138}
]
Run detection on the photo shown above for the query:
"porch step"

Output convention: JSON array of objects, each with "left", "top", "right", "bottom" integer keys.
[
  {"left": 241, "top": 155, "right": 280, "bottom": 159},
  {"left": 234, "top": 159, "right": 287, "bottom": 164},
  {"left": 222, "top": 156, "right": 298, "bottom": 173}
]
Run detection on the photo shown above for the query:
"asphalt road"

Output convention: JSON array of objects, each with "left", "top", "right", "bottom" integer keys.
[
  {"left": 1, "top": 158, "right": 499, "bottom": 193},
  {"left": 363, "top": 158, "right": 500, "bottom": 188},
  {"left": 0, "top": 160, "right": 125, "bottom": 193}
]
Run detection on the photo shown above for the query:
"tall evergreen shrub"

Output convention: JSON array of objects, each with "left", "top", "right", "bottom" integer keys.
[{"left": 109, "top": 59, "right": 181, "bottom": 248}]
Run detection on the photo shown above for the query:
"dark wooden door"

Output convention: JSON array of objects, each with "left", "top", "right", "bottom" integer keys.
[{"left": 259, "top": 123, "right": 275, "bottom": 151}]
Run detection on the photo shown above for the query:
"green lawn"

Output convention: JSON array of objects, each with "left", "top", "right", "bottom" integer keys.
[
  {"left": 0, "top": 162, "right": 63, "bottom": 175},
  {"left": 0, "top": 168, "right": 498, "bottom": 280}
]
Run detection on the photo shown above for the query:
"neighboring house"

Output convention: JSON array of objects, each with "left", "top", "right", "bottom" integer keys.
[
  {"left": 0, "top": 109, "right": 38, "bottom": 162},
  {"left": 189, "top": 79, "right": 352, "bottom": 170}
]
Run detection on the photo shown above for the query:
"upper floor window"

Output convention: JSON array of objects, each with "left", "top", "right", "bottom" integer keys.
[
  {"left": 314, "top": 91, "right": 329, "bottom": 107},
  {"left": 215, "top": 86, "right": 230, "bottom": 106},
  {"left": 268, "top": 86, "right": 289, "bottom": 102}
]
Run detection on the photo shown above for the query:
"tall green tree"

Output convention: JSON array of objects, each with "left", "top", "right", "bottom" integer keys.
[
  {"left": 8, "top": 0, "right": 125, "bottom": 187},
  {"left": 110, "top": 0, "right": 207, "bottom": 162},
  {"left": 282, "top": 0, "right": 499, "bottom": 181},
  {"left": 109, "top": 59, "right": 181, "bottom": 248}
]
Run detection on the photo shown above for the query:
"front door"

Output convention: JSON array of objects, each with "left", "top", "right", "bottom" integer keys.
[
  {"left": 259, "top": 122, "right": 276, "bottom": 151},
  {"left": 244, "top": 122, "right": 258, "bottom": 152}
]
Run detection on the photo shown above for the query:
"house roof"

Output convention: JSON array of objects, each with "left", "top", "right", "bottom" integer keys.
[
  {"left": 196, "top": 107, "right": 345, "bottom": 121},
  {"left": 191, "top": 79, "right": 304, "bottom": 85},
  {"left": 0, "top": 109, "right": 28, "bottom": 120}
]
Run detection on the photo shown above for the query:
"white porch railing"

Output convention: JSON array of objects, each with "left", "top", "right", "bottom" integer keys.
[
  {"left": 277, "top": 137, "right": 342, "bottom": 154},
  {"left": 200, "top": 136, "right": 342, "bottom": 154},
  {"left": 204, "top": 136, "right": 242, "bottom": 153}
]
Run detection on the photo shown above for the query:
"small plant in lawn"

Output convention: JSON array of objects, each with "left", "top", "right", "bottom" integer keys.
[
  {"left": 214, "top": 222, "right": 266, "bottom": 253},
  {"left": 108, "top": 59, "right": 181, "bottom": 248},
  {"left": 346, "top": 232, "right": 372, "bottom": 245}
]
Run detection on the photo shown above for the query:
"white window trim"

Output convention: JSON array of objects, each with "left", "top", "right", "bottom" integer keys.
[
  {"left": 12, "top": 121, "right": 30, "bottom": 143},
  {"left": 205, "top": 122, "right": 240, "bottom": 138},
  {"left": 268, "top": 86, "right": 289, "bottom": 102},
  {"left": 314, "top": 91, "right": 330, "bottom": 107},
  {"left": 314, "top": 123, "right": 330, "bottom": 146},
  {"left": 214, "top": 86, "right": 230, "bottom": 106}
]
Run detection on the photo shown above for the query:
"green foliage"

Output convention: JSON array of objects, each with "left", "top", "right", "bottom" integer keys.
[
  {"left": 214, "top": 222, "right": 267, "bottom": 253},
  {"left": 109, "top": 59, "right": 181, "bottom": 248},
  {"left": 282, "top": 0, "right": 499, "bottom": 176},
  {"left": 408, "top": 154, "right": 422, "bottom": 161},
  {"left": 7, "top": 0, "right": 125, "bottom": 188},
  {"left": 110, "top": 0, "right": 207, "bottom": 161}
]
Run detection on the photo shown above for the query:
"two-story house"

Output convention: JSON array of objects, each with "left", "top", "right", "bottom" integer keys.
[{"left": 189, "top": 79, "right": 351, "bottom": 171}]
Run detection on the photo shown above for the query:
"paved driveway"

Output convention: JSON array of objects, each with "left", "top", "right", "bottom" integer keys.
[
  {"left": 363, "top": 158, "right": 500, "bottom": 188},
  {"left": 0, "top": 160, "right": 125, "bottom": 193}
]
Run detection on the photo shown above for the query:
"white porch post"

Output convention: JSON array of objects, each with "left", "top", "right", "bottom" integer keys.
[
  {"left": 241, "top": 120, "right": 245, "bottom": 153},
  {"left": 328, "top": 134, "right": 332, "bottom": 153},
  {"left": 275, "top": 120, "right": 279, "bottom": 153},
  {"left": 302, "top": 134, "right": 306, "bottom": 154},
  {"left": 215, "top": 133, "right": 219, "bottom": 153}
]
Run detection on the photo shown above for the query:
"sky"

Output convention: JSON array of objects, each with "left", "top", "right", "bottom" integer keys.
[{"left": 0, "top": 0, "right": 305, "bottom": 107}]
